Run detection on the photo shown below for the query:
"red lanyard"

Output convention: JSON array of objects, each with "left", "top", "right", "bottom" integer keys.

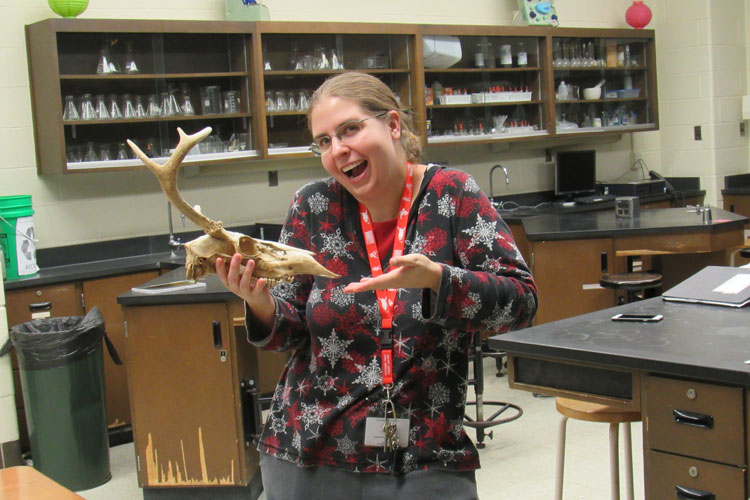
[{"left": 358, "top": 162, "right": 414, "bottom": 386}]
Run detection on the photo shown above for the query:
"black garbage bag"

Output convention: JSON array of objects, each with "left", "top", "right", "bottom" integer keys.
[{"left": 0, "top": 306, "right": 121, "bottom": 368}]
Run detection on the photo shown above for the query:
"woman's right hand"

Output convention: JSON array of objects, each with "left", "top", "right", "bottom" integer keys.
[{"left": 215, "top": 253, "right": 275, "bottom": 328}]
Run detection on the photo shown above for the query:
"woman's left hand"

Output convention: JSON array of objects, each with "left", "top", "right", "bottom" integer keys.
[{"left": 343, "top": 254, "right": 442, "bottom": 294}]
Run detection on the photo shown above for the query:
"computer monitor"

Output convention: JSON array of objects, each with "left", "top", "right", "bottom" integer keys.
[{"left": 555, "top": 150, "right": 596, "bottom": 200}]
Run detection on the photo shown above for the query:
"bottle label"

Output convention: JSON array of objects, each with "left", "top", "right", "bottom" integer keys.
[{"left": 517, "top": 51, "right": 528, "bottom": 66}]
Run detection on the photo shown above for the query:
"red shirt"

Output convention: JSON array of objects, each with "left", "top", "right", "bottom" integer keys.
[{"left": 372, "top": 218, "right": 397, "bottom": 265}]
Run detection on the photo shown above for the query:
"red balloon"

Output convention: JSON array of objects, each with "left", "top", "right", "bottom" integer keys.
[{"left": 626, "top": 1, "right": 652, "bottom": 29}]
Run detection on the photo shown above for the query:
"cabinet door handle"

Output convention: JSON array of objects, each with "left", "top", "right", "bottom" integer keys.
[
  {"left": 675, "top": 485, "right": 715, "bottom": 500},
  {"left": 29, "top": 302, "right": 52, "bottom": 311},
  {"left": 601, "top": 252, "right": 608, "bottom": 273},
  {"left": 673, "top": 409, "right": 714, "bottom": 429},
  {"left": 212, "top": 320, "right": 222, "bottom": 349}
]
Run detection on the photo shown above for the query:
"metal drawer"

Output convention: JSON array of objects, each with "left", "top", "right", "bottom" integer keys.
[
  {"left": 644, "top": 375, "right": 745, "bottom": 465},
  {"left": 645, "top": 449, "right": 745, "bottom": 500}
]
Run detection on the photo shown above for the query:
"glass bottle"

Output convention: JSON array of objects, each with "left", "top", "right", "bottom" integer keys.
[
  {"left": 624, "top": 44, "right": 631, "bottom": 67},
  {"left": 485, "top": 42, "right": 496, "bottom": 68},
  {"left": 108, "top": 94, "right": 122, "bottom": 119},
  {"left": 80, "top": 93, "right": 96, "bottom": 120},
  {"left": 63, "top": 95, "right": 79, "bottom": 121},
  {"left": 265, "top": 90, "right": 275, "bottom": 111},
  {"left": 516, "top": 42, "right": 528, "bottom": 67},
  {"left": 553, "top": 40, "right": 562, "bottom": 67},
  {"left": 474, "top": 42, "right": 485, "bottom": 68},
  {"left": 499, "top": 43, "right": 512, "bottom": 67},
  {"left": 123, "top": 41, "right": 139, "bottom": 74}
]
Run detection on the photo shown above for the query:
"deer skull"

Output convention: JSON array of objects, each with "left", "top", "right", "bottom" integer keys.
[{"left": 127, "top": 127, "right": 340, "bottom": 284}]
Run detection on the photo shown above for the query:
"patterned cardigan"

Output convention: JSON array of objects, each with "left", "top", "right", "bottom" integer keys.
[{"left": 247, "top": 165, "right": 537, "bottom": 475}]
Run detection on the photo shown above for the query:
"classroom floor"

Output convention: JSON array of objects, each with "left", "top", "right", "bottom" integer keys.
[{"left": 76, "top": 357, "right": 644, "bottom": 500}]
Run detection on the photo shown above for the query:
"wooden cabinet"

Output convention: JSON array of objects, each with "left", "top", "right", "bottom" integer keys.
[
  {"left": 122, "top": 300, "right": 288, "bottom": 488},
  {"left": 25, "top": 19, "right": 657, "bottom": 174},
  {"left": 550, "top": 29, "right": 657, "bottom": 136},
  {"left": 643, "top": 375, "right": 747, "bottom": 499},
  {"left": 26, "top": 19, "right": 257, "bottom": 174},
  {"left": 81, "top": 271, "right": 159, "bottom": 430},
  {"left": 529, "top": 237, "right": 614, "bottom": 325}
]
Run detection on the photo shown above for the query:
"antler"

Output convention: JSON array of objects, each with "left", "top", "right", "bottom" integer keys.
[
  {"left": 127, "top": 126, "right": 341, "bottom": 283},
  {"left": 127, "top": 127, "right": 229, "bottom": 241}
]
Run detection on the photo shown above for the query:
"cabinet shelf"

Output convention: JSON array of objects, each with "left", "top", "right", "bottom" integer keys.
[
  {"left": 425, "top": 66, "right": 541, "bottom": 74},
  {"left": 60, "top": 72, "right": 249, "bottom": 80},
  {"left": 63, "top": 113, "right": 253, "bottom": 126},
  {"left": 556, "top": 97, "right": 647, "bottom": 104},
  {"left": 552, "top": 66, "right": 646, "bottom": 72},
  {"left": 429, "top": 100, "right": 542, "bottom": 109},
  {"left": 428, "top": 128, "right": 548, "bottom": 144},
  {"left": 556, "top": 123, "right": 656, "bottom": 135},
  {"left": 66, "top": 149, "right": 260, "bottom": 171}
]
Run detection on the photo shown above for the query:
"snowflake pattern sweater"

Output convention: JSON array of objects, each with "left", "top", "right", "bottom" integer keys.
[{"left": 247, "top": 165, "right": 538, "bottom": 475}]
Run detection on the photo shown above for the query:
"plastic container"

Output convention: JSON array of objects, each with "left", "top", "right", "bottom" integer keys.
[
  {"left": 1, "top": 307, "right": 116, "bottom": 491},
  {"left": 0, "top": 195, "right": 39, "bottom": 280}
]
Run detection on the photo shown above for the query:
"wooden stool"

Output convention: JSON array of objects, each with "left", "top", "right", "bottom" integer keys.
[
  {"left": 554, "top": 398, "right": 641, "bottom": 500},
  {"left": 0, "top": 466, "right": 85, "bottom": 500},
  {"left": 600, "top": 272, "right": 662, "bottom": 304}
]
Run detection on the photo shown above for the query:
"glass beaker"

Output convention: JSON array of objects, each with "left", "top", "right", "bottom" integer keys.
[
  {"left": 222, "top": 90, "right": 240, "bottom": 114},
  {"left": 275, "top": 90, "right": 288, "bottom": 111},
  {"left": 200, "top": 85, "right": 221, "bottom": 114},
  {"left": 63, "top": 95, "right": 79, "bottom": 121},
  {"left": 123, "top": 41, "right": 139, "bottom": 74},
  {"left": 265, "top": 90, "right": 275, "bottom": 111},
  {"left": 80, "top": 93, "right": 96, "bottom": 120},
  {"left": 95, "top": 94, "right": 110, "bottom": 120},
  {"left": 108, "top": 94, "right": 122, "bottom": 119}
]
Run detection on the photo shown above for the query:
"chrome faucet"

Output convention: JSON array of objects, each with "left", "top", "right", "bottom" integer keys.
[
  {"left": 489, "top": 164, "right": 510, "bottom": 201},
  {"left": 167, "top": 201, "right": 185, "bottom": 257}
]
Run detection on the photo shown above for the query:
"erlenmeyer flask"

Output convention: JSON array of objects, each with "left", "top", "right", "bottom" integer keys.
[
  {"left": 147, "top": 94, "right": 161, "bottom": 117},
  {"left": 122, "top": 94, "right": 136, "bottom": 119},
  {"left": 63, "top": 95, "right": 79, "bottom": 121},
  {"left": 96, "top": 46, "right": 112, "bottom": 75},
  {"left": 123, "top": 41, "right": 139, "bottom": 74},
  {"left": 108, "top": 94, "right": 122, "bottom": 119},
  {"left": 84, "top": 142, "right": 99, "bottom": 162},
  {"left": 182, "top": 93, "right": 195, "bottom": 116},
  {"left": 95, "top": 94, "right": 110, "bottom": 120},
  {"left": 159, "top": 92, "right": 172, "bottom": 116},
  {"left": 80, "top": 93, "right": 96, "bottom": 120},
  {"left": 98, "top": 143, "right": 112, "bottom": 161},
  {"left": 134, "top": 95, "right": 146, "bottom": 118},
  {"left": 168, "top": 87, "right": 182, "bottom": 116},
  {"left": 116, "top": 142, "right": 129, "bottom": 160}
]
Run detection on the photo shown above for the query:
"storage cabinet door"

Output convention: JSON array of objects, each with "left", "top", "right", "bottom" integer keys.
[
  {"left": 82, "top": 271, "right": 158, "bottom": 429},
  {"left": 125, "top": 303, "right": 247, "bottom": 487},
  {"left": 531, "top": 238, "right": 614, "bottom": 324}
]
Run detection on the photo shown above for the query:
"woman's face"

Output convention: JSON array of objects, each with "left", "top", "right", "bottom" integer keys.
[{"left": 310, "top": 96, "right": 403, "bottom": 205}]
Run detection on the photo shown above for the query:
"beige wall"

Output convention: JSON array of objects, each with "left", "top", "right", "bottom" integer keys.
[{"left": 0, "top": 0, "right": 747, "bottom": 251}]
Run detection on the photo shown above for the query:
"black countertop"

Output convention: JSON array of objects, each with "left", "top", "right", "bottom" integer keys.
[
  {"left": 520, "top": 207, "right": 747, "bottom": 241},
  {"left": 488, "top": 296, "right": 750, "bottom": 387}
]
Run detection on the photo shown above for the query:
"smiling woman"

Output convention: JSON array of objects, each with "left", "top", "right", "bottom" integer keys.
[{"left": 215, "top": 71, "right": 538, "bottom": 500}]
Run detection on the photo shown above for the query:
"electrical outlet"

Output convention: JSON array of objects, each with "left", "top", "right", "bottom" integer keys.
[
  {"left": 268, "top": 170, "right": 278, "bottom": 186},
  {"left": 741, "top": 122, "right": 746, "bottom": 137},
  {"left": 694, "top": 125, "right": 702, "bottom": 141}
]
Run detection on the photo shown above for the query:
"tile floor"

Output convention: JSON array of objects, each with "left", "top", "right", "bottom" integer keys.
[{"left": 77, "top": 358, "right": 644, "bottom": 500}]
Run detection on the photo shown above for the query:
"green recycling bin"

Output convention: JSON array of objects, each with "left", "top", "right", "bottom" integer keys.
[{"left": 2, "top": 307, "right": 112, "bottom": 491}]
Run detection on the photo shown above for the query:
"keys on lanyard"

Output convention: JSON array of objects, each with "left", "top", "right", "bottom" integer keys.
[{"left": 382, "top": 386, "right": 400, "bottom": 452}]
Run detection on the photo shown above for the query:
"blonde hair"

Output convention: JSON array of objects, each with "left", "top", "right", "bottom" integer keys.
[{"left": 307, "top": 72, "right": 422, "bottom": 163}]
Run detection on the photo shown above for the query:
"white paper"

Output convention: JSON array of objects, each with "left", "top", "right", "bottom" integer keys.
[{"left": 712, "top": 274, "right": 750, "bottom": 294}]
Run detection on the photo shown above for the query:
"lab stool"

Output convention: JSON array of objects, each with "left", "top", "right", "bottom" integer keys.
[
  {"left": 554, "top": 398, "right": 641, "bottom": 500},
  {"left": 463, "top": 331, "right": 522, "bottom": 448},
  {"left": 599, "top": 272, "right": 662, "bottom": 305}
]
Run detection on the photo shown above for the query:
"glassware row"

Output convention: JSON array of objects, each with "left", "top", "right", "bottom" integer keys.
[{"left": 265, "top": 89, "right": 313, "bottom": 112}]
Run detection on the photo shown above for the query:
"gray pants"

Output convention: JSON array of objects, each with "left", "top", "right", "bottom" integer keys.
[{"left": 259, "top": 453, "right": 479, "bottom": 500}]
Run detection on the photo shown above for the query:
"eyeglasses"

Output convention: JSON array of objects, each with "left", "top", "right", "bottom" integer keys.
[{"left": 309, "top": 110, "right": 390, "bottom": 157}]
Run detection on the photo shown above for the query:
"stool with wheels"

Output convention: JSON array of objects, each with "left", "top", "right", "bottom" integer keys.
[
  {"left": 554, "top": 398, "right": 641, "bottom": 500},
  {"left": 463, "top": 331, "right": 522, "bottom": 448}
]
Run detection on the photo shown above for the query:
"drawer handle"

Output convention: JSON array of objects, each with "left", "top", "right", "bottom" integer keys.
[
  {"left": 673, "top": 409, "right": 714, "bottom": 429},
  {"left": 675, "top": 485, "right": 715, "bottom": 500},
  {"left": 212, "top": 320, "right": 222, "bottom": 349},
  {"left": 29, "top": 302, "right": 52, "bottom": 312}
]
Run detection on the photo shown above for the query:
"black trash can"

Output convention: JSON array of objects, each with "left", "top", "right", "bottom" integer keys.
[{"left": 1, "top": 307, "right": 113, "bottom": 491}]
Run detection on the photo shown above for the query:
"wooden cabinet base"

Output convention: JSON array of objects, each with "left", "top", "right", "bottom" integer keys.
[{"left": 141, "top": 471, "right": 262, "bottom": 500}]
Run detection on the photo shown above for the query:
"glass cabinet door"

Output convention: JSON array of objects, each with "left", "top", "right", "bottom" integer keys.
[
  {"left": 261, "top": 32, "right": 415, "bottom": 157},
  {"left": 423, "top": 35, "right": 547, "bottom": 145},
  {"left": 57, "top": 31, "right": 255, "bottom": 171},
  {"left": 552, "top": 36, "right": 655, "bottom": 135}
]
